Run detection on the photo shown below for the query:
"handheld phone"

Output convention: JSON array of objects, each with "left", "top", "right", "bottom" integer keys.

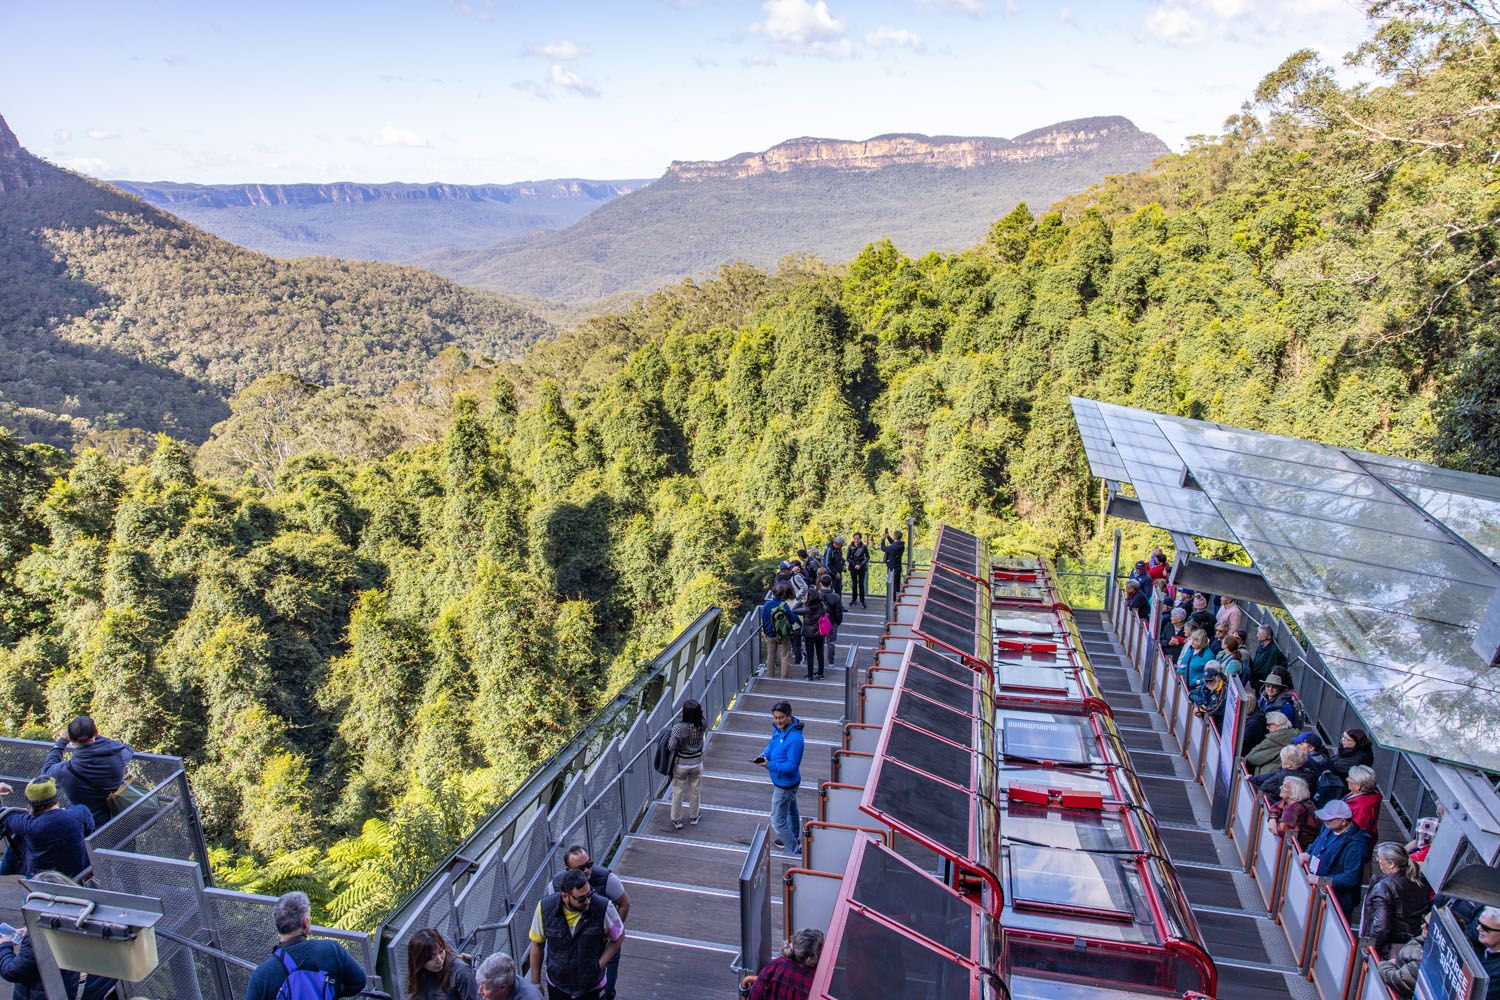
[
  {"left": 0, "top": 923, "right": 16, "bottom": 940},
  {"left": 752, "top": 755, "right": 767, "bottom": 764}
]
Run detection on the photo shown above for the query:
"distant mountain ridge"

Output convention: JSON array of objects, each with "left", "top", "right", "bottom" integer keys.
[
  {"left": 666, "top": 117, "right": 1159, "bottom": 180},
  {"left": 114, "top": 177, "right": 646, "bottom": 210},
  {"left": 0, "top": 113, "right": 552, "bottom": 447},
  {"left": 425, "top": 116, "right": 1170, "bottom": 303},
  {"left": 108, "top": 176, "right": 649, "bottom": 264}
]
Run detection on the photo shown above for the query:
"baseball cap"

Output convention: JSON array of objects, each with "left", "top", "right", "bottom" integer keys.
[
  {"left": 1315, "top": 799, "right": 1353, "bottom": 821},
  {"left": 1292, "top": 732, "right": 1324, "bottom": 749}
]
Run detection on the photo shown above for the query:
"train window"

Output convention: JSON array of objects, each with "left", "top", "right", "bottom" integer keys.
[
  {"left": 1008, "top": 844, "right": 1133, "bottom": 919},
  {"left": 1002, "top": 808, "right": 1130, "bottom": 852},
  {"left": 868, "top": 759, "right": 971, "bottom": 858},
  {"left": 824, "top": 910, "right": 974, "bottom": 1000},
  {"left": 996, "top": 766, "right": 1114, "bottom": 794},
  {"left": 993, "top": 612, "right": 1058, "bottom": 634},
  {"left": 906, "top": 665, "right": 974, "bottom": 713},
  {"left": 1001, "top": 718, "right": 1089, "bottom": 765},
  {"left": 850, "top": 842, "right": 972, "bottom": 957},
  {"left": 888, "top": 722, "right": 972, "bottom": 788},
  {"left": 895, "top": 690, "right": 974, "bottom": 747},
  {"left": 1009, "top": 976, "right": 1170, "bottom": 1000},
  {"left": 994, "top": 665, "right": 1070, "bottom": 694}
]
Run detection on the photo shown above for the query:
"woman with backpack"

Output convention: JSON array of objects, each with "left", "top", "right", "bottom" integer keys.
[
  {"left": 405, "top": 928, "right": 477, "bottom": 1000},
  {"left": 667, "top": 699, "right": 706, "bottom": 831},
  {"left": 800, "top": 586, "right": 829, "bottom": 680}
]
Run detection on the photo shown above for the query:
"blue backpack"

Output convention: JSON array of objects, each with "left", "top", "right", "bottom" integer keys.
[{"left": 276, "top": 948, "right": 336, "bottom": 1000}]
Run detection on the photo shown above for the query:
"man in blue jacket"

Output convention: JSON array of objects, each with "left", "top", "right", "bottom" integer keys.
[
  {"left": 1300, "top": 799, "right": 1373, "bottom": 921},
  {"left": 756, "top": 702, "right": 804, "bottom": 856},
  {"left": 41, "top": 716, "right": 134, "bottom": 827}
]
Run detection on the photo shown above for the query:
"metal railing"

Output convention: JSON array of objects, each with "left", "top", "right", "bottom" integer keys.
[
  {"left": 377, "top": 605, "right": 763, "bottom": 997},
  {"left": 0, "top": 739, "right": 380, "bottom": 1000}
]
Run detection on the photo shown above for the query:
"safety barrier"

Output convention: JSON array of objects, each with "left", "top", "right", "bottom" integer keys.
[
  {"left": 1102, "top": 579, "right": 1404, "bottom": 1000},
  {"left": 379, "top": 605, "right": 760, "bottom": 997}
]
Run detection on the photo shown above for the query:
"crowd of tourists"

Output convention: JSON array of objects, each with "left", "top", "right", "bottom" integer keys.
[
  {"left": 1132, "top": 547, "right": 1500, "bottom": 1000},
  {"left": 757, "top": 529, "right": 903, "bottom": 680}
]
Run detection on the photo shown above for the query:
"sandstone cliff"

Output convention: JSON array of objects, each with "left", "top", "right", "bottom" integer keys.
[
  {"left": 0, "top": 113, "right": 45, "bottom": 193},
  {"left": 666, "top": 116, "right": 1166, "bottom": 181},
  {"left": 112, "top": 178, "right": 647, "bottom": 210}
]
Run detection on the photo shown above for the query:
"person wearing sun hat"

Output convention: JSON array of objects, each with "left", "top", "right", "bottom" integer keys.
[{"left": 0, "top": 776, "right": 96, "bottom": 878}]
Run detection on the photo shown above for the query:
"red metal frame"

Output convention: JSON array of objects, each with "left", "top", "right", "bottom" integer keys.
[{"left": 807, "top": 836, "right": 997, "bottom": 1000}]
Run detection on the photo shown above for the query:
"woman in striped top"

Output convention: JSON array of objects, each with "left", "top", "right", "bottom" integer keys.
[{"left": 668, "top": 699, "right": 706, "bottom": 831}]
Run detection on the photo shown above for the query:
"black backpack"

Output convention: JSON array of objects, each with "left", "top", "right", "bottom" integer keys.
[
  {"left": 1314, "top": 770, "right": 1346, "bottom": 808},
  {"left": 651, "top": 725, "right": 677, "bottom": 776}
]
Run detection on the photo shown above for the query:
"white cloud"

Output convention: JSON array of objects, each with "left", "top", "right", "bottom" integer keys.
[
  {"left": 59, "top": 156, "right": 108, "bottom": 175},
  {"left": 53, "top": 129, "right": 73, "bottom": 144},
  {"left": 526, "top": 40, "right": 587, "bottom": 60},
  {"left": 1141, "top": 0, "right": 1358, "bottom": 46},
  {"left": 550, "top": 63, "right": 601, "bottom": 97},
  {"left": 752, "top": 0, "right": 853, "bottom": 59},
  {"left": 87, "top": 129, "right": 119, "bottom": 141},
  {"left": 865, "top": 26, "right": 924, "bottom": 49},
  {"left": 920, "top": 0, "right": 986, "bottom": 14},
  {"left": 1059, "top": 6, "right": 1076, "bottom": 25},
  {"left": 1143, "top": 3, "right": 1208, "bottom": 44},
  {"left": 372, "top": 125, "right": 429, "bottom": 147}
]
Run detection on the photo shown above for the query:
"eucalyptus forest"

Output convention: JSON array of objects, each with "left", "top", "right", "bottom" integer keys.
[{"left": 0, "top": 1, "right": 1495, "bottom": 928}]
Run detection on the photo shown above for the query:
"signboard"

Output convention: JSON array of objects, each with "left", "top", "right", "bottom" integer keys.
[
  {"left": 736, "top": 824, "right": 773, "bottom": 976},
  {"left": 1210, "top": 676, "right": 1243, "bottom": 829},
  {"left": 1415, "top": 907, "right": 1488, "bottom": 1000}
]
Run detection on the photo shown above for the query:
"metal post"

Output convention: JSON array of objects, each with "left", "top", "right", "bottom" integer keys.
[
  {"left": 1108, "top": 529, "right": 1122, "bottom": 622},
  {"left": 905, "top": 518, "right": 916, "bottom": 576}
]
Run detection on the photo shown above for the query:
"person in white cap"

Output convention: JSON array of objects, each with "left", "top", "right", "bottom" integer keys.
[{"left": 1301, "top": 798, "right": 1373, "bottom": 920}]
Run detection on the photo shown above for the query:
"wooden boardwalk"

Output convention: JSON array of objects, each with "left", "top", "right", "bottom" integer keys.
[{"left": 607, "top": 601, "right": 887, "bottom": 1000}]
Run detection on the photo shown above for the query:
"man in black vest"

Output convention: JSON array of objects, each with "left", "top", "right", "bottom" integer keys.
[
  {"left": 528, "top": 869, "right": 623, "bottom": 1000},
  {"left": 547, "top": 846, "right": 629, "bottom": 998}
]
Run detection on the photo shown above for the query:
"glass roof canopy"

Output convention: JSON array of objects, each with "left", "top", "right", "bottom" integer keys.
[
  {"left": 1068, "top": 398, "right": 1237, "bottom": 542},
  {"left": 1067, "top": 397, "right": 1500, "bottom": 772}
]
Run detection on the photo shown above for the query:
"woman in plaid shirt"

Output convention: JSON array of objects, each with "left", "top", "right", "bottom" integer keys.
[{"left": 741, "top": 929, "right": 822, "bottom": 1000}]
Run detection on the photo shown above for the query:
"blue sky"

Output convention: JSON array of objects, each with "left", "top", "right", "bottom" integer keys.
[{"left": 1, "top": 0, "right": 1371, "bottom": 184}]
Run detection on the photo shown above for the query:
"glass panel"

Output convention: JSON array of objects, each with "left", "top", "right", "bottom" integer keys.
[
  {"left": 1209, "top": 495, "right": 1492, "bottom": 585},
  {"left": 895, "top": 691, "right": 974, "bottom": 747},
  {"left": 911, "top": 645, "right": 975, "bottom": 686},
  {"left": 917, "top": 613, "right": 980, "bottom": 657},
  {"left": 1008, "top": 844, "right": 1132, "bottom": 915},
  {"left": 906, "top": 666, "right": 974, "bottom": 713},
  {"left": 888, "top": 722, "right": 972, "bottom": 788},
  {"left": 1001, "top": 717, "right": 1089, "bottom": 764},
  {"left": 825, "top": 910, "right": 974, "bottom": 1000},
  {"left": 851, "top": 842, "right": 972, "bottom": 957},
  {"left": 993, "top": 611, "right": 1060, "bottom": 635},
  {"left": 1010, "top": 976, "right": 1171, "bottom": 1000},
  {"left": 1391, "top": 483, "right": 1500, "bottom": 564},
  {"left": 1002, "top": 804, "right": 1131, "bottom": 851},
  {"left": 995, "top": 666, "right": 1071, "bottom": 695},
  {"left": 870, "top": 760, "right": 971, "bottom": 857}
]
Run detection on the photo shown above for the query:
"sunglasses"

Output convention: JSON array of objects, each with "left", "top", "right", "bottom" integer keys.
[
  {"left": 567, "top": 890, "right": 594, "bottom": 904},
  {"left": 1480, "top": 924, "right": 1500, "bottom": 933}
]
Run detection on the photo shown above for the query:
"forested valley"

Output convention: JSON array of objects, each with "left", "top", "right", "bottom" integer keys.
[{"left": 0, "top": 1, "right": 1494, "bottom": 929}]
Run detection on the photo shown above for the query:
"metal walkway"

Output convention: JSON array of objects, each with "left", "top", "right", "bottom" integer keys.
[
  {"left": 607, "top": 601, "right": 888, "bottom": 1000},
  {"left": 1073, "top": 609, "right": 1315, "bottom": 1000}
]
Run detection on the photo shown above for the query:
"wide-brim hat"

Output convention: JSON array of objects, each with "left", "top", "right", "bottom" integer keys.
[{"left": 1264, "top": 673, "right": 1289, "bottom": 688}]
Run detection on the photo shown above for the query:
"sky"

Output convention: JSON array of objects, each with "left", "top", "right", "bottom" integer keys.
[{"left": 0, "top": 0, "right": 1373, "bottom": 185}]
